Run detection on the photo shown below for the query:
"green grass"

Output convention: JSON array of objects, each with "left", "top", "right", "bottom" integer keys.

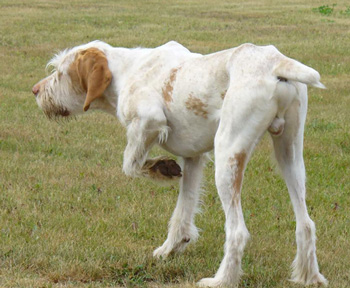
[{"left": 1, "top": 0, "right": 350, "bottom": 287}]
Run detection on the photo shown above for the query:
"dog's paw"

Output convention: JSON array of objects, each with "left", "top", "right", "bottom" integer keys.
[
  {"left": 150, "top": 158, "right": 182, "bottom": 178},
  {"left": 153, "top": 244, "right": 171, "bottom": 259},
  {"left": 310, "top": 273, "right": 328, "bottom": 286},
  {"left": 153, "top": 237, "right": 191, "bottom": 259},
  {"left": 290, "top": 272, "right": 328, "bottom": 286},
  {"left": 197, "top": 277, "right": 225, "bottom": 287},
  {"left": 142, "top": 157, "right": 182, "bottom": 181}
]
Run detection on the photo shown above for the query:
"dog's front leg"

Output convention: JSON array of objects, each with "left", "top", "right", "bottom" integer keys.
[
  {"left": 153, "top": 155, "right": 206, "bottom": 258},
  {"left": 122, "top": 108, "right": 181, "bottom": 181}
]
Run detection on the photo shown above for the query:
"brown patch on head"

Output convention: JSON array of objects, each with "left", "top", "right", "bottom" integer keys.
[
  {"left": 228, "top": 152, "right": 246, "bottom": 202},
  {"left": 162, "top": 67, "right": 179, "bottom": 106},
  {"left": 68, "top": 47, "right": 112, "bottom": 111},
  {"left": 185, "top": 93, "right": 208, "bottom": 119}
]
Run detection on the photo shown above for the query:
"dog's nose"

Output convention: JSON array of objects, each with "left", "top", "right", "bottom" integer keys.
[{"left": 32, "top": 83, "right": 40, "bottom": 96}]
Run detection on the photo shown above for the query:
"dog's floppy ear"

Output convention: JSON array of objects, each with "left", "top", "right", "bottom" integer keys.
[{"left": 70, "top": 48, "right": 112, "bottom": 112}]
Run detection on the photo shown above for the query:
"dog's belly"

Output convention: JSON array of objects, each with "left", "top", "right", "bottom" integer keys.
[{"left": 161, "top": 112, "right": 220, "bottom": 157}]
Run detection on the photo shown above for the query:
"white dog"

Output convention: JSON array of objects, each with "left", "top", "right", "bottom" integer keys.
[{"left": 32, "top": 41, "right": 328, "bottom": 287}]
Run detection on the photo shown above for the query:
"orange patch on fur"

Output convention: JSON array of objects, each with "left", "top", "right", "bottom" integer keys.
[
  {"left": 228, "top": 152, "right": 246, "bottom": 203},
  {"left": 162, "top": 68, "right": 179, "bottom": 106},
  {"left": 68, "top": 48, "right": 112, "bottom": 111},
  {"left": 185, "top": 93, "right": 208, "bottom": 119}
]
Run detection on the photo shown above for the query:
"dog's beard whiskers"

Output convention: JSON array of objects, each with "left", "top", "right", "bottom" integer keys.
[
  {"left": 40, "top": 90, "right": 71, "bottom": 121},
  {"left": 52, "top": 113, "right": 75, "bottom": 124},
  {"left": 44, "top": 102, "right": 71, "bottom": 121},
  {"left": 45, "top": 107, "right": 71, "bottom": 122}
]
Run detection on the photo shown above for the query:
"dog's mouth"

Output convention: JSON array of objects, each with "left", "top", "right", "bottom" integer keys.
[
  {"left": 46, "top": 106, "right": 71, "bottom": 119},
  {"left": 42, "top": 104, "right": 71, "bottom": 120},
  {"left": 36, "top": 94, "right": 71, "bottom": 120}
]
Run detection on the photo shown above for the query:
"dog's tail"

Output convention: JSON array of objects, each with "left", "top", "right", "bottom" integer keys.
[{"left": 273, "top": 58, "right": 326, "bottom": 89}]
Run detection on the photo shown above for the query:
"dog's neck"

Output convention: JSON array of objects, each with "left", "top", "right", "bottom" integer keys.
[{"left": 89, "top": 46, "right": 152, "bottom": 118}]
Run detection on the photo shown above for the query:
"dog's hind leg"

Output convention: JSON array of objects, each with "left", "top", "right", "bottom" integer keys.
[
  {"left": 199, "top": 81, "right": 278, "bottom": 287},
  {"left": 153, "top": 155, "right": 206, "bottom": 258},
  {"left": 271, "top": 84, "right": 327, "bottom": 286}
]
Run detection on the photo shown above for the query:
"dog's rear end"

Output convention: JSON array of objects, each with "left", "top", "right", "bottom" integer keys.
[{"left": 198, "top": 44, "right": 327, "bottom": 287}]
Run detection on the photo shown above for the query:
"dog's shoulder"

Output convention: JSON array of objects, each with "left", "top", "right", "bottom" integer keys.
[
  {"left": 124, "top": 42, "right": 196, "bottom": 89},
  {"left": 158, "top": 41, "right": 190, "bottom": 53}
]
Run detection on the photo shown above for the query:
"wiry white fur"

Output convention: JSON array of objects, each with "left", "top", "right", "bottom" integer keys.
[
  {"left": 158, "top": 126, "right": 170, "bottom": 144},
  {"left": 33, "top": 41, "right": 327, "bottom": 287},
  {"left": 46, "top": 49, "right": 69, "bottom": 74},
  {"left": 273, "top": 57, "right": 326, "bottom": 89},
  {"left": 153, "top": 155, "right": 205, "bottom": 257}
]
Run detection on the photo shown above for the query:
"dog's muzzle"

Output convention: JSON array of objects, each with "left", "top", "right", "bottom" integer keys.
[
  {"left": 32, "top": 83, "right": 40, "bottom": 97},
  {"left": 32, "top": 80, "right": 71, "bottom": 119}
]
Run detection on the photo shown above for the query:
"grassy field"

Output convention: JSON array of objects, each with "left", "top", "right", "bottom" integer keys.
[{"left": 1, "top": 0, "right": 350, "bottom": 287}]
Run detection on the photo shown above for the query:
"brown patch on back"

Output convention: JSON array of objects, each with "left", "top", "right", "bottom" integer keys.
[
  {"left": 185, "top": 93, "right": 209, "bottom": 119},
  {"left": 68, "top": 47, "right": 112, "bottom": 111},
  {"left": 162, "top": 67, "right": 179, "bottom": 106},
  {"left": 228, "top": 152, "right": 247, "bottom": 203}
]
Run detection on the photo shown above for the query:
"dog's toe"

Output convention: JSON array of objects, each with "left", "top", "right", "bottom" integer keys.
[{"left": 153, "top": 245, "right": 170, "bottom": 259}]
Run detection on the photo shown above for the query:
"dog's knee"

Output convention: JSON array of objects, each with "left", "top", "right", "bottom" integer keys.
[{"left": 122, "top": 108, "right": 170, "bottom": 179}]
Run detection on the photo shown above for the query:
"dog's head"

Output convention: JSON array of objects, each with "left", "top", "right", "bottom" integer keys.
[{"left": 32, "top": 46, "right": 112, "bottom": 119}]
